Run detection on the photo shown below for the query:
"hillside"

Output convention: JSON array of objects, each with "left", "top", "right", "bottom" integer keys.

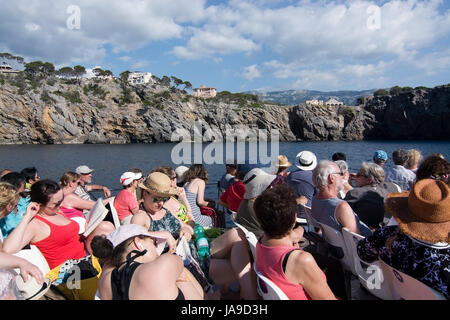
[{"left": 0, "top": 69, "right": 449, "bottom": 144}]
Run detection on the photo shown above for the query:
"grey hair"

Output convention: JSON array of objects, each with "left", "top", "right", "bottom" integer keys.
[
  {"left": 406, "top": 149, "right": 422, "bottom": 168},
  {"left": 312, "top": 160, "right": 337, "bottom": 189},
  {"left": 359, "top": 162, "right": 385, "bottom": 185},
  {"left": 334, "top": 160, "right": 348, "bottom": 174}
]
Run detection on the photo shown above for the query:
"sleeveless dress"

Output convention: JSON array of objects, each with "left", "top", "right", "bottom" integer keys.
[
  {"left": 32, "top": 214, "right": 86, "bottom": 269},
  {"left": 147, "top": 208, "right": 200, "bottom": 263},
  {"left": 184, "top": 183, "right": 213, "bottom": 228},
  {"left": 164, "top": 197, "right": 189, "bottom": 224}
]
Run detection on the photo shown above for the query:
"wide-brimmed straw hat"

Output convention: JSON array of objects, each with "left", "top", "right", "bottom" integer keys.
[
  {"left": 138, "top": 172, "right": 179, "bottom": 197},
  {"left": 385, "top": 179, "right": 450, "bottom": 243},
  {"left": 274, "top": 155, "right": 292, "bottom": 168}
]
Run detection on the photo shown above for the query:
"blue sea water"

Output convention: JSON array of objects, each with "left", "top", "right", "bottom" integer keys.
[{"left": 0, "top": 140, "right": 448, "bottom": 200}]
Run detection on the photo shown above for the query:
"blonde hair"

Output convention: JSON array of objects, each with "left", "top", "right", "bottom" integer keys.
[
  {"left": 60, "top": 171, "right": 81, "bottom": 187},
  {"left": 0, "top": 182, "right": 20, "bottom": 212},
  {"left": 407, "top": 149, "right": 422, "bottom": 169}
]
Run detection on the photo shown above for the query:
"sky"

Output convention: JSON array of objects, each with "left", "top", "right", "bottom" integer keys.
[{"left": 0, "top": 0, "right": 449, "bottom": 92}]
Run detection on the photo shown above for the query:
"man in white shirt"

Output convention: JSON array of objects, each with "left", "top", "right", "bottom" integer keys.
[
  {"left": 385, "top": 150, "right": 416, "bottom": 191},
  {"left": 74, "top": 165, "right": 111, "bottom": 201}
]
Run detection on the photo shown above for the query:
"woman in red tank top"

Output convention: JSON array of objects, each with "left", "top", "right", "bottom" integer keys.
[
  {"left": 254, "top": 185, "right": 336, "bottom": 300},
  {"left": 2, "top": 180, "right": 88, "bottom": 269}
]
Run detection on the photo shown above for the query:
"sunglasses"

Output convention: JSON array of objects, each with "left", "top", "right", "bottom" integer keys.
[
  {"left": 293, "top": 221, "right": 302, "bottom": 229},
  {"left": 49, "top": 195, "right": 64, "bottom": 208},
  {"left": 152, "top": 196, "right": 170, "bottom": 203}
]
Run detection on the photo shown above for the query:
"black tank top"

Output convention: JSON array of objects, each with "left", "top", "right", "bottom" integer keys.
[{"left": 111, "top": 250, "right": 185, "bottom": 300}]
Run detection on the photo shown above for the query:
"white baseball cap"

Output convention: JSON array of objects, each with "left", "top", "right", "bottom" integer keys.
[{"left": 120, "top": 172, "right": 141, "bottom": 186}]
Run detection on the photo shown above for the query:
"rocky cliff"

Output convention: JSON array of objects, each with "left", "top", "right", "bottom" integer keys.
[
  {"left": 362, "top": 86, "right": 450, "bottom": 140},
  {"left": 0, "top": 75, "right": 448, "bottom": 144}
]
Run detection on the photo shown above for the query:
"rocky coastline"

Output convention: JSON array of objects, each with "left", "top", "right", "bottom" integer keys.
[{"left": 0, "top": 75, "right": 449, "bottom": 145}]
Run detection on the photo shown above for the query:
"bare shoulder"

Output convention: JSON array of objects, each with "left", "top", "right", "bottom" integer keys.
[
  {"left": 135, "top": 254, "right": 181, "bottom": 282},
  {"left": 131, "top": 210, "right": 149, "bottom": 226},
  {"left": 28, "top": 218, "right": 50, "bottom": 242},
  {"left": 285, "top": 249, "right": 316, "bottom": 283},
  {"left": 291, "top": 250, "right": 315, "bottom": 267},
  {"left": 98, "top": 267, "right": 113, "bottom": 300},
  {"left": 191, "top": 178, "right": 205, "bottom": 187},
  {"left": 336, "top": 200, "right": 353, "bottom": 214}
]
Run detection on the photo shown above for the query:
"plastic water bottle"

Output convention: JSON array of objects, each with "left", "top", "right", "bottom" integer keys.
[
  {"left": 194, "top": 224, "right": 210, "bottom": 259},
  {"left": 194, "top": 223, "right": 205, "bottom": 239}
]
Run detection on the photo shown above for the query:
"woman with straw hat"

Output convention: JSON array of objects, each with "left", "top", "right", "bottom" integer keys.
[
  {"left": 131, "top": 173, "right": 196, "bottom": 252},
  {"left": 357, "top": 179, "right": 450, "bottom": 299},
  {"left": 270, "top": 155, "right": 292, "bottom": 187}
]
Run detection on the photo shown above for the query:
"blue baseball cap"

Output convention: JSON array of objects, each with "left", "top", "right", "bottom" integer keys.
[{"left": 373, "top": 150, "right": 388, "bottom": 161}]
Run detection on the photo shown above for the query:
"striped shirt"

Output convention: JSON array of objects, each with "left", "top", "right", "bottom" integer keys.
[{"left": 184, "top": 183, "right": 213, "bottom": 228}]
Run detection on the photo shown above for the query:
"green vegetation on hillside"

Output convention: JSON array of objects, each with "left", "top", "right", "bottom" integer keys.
[
  {"left": 374, "top": 89, "right": 389, "bottom": 96},
  {"left": 212, "top": 91, "right": 263, "bottom": 108},
  {"left": 40, "top": 90, "right": 56, "bottom": 104},
  {"left": 52, "top": 90, "right": 83, "bottom": 104},
  {"left": 389, "top": 86, "right": 413, "bottom": 95},
  {"left": 83, "top": 83, "right": 108, "bottom": 99},
  {"left": 373, "top": 86, "right": 417, "bottom": 97}
]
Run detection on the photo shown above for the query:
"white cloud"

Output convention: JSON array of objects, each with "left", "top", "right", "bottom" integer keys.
[
  {"left": 411, "top": 49, "right": 450, "bottom": 71},
  {"left": 173, "top": 25, "right": 260, "bottom": 59},
  {"left": 292, "top": 70, "right": 340, "bottom": 90},
  {"left": 242, "top": 64, "right": 261, "bottom": 80},
  {"left": 24, "top": 23, "right": 40, "bottom": 32},
  {"left": 173, "top": 0, "right": 450, "bottom": 64},
  {"left": 130, "top": 60, "right": 148, "bottom": 70},
  {"left": 1, "top": 0, "right": 449, "bottom": 91},
  {"left": 0, "top": 0, "right": 208, "bottom": 65}
]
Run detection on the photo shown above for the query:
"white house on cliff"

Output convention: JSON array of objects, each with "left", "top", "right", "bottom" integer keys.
[
  {"left": 193, "top": 85, "right": 217, "bottom": 98},
  {"left": 128, "top": 72, "right": 153, "bottom": 85}
]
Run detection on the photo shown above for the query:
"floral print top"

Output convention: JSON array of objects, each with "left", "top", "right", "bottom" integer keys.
[{"left": 357, "top": 226, "right": 450, "bottom": 299}]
